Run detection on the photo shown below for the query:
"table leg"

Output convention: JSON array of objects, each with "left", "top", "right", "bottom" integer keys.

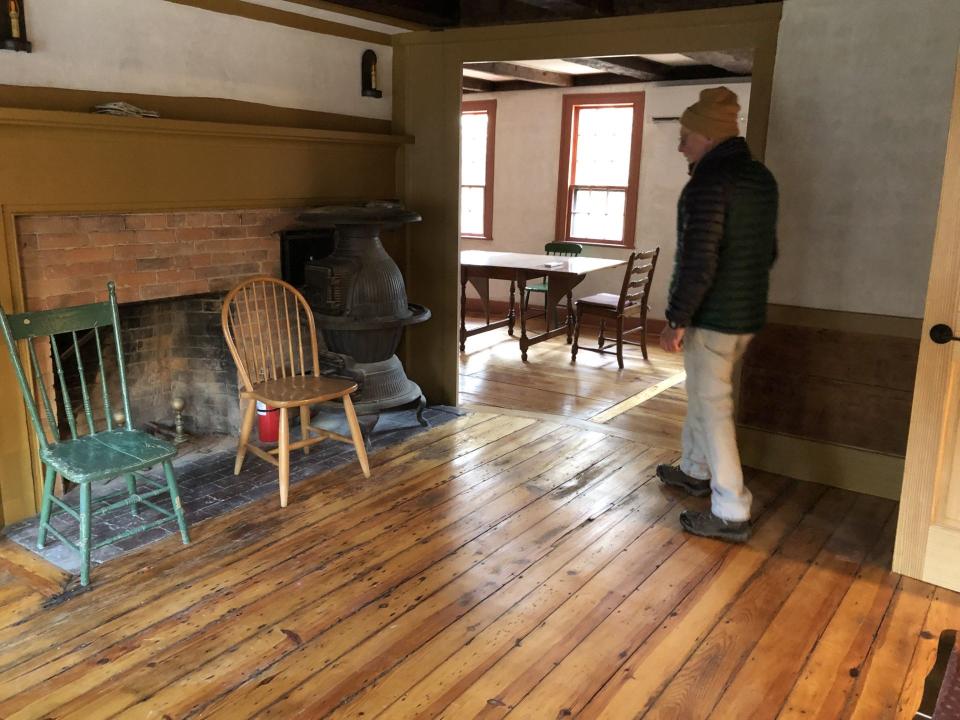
[
  {"left": 508, "top": 281, "right": 516, "bottom": 336},
  {"left": 459, "top": 267, "right": 468, "bottom": 351},
  {"left": 518, "top": 276, "right": 529, "bottom": 361}
]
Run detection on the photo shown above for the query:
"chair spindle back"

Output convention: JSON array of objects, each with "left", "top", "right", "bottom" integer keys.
[
  {"left": 221, "top": 277, "right": 320, "bottom": 391},
  {"left": 544, "top": 242, "right": 583, "bottom": 258},
  {"left": 0, "top": 281, "right": 133, "bottom": 451},
  {"left": 618, "top": 247, "right": 660, "bottom": 314}
]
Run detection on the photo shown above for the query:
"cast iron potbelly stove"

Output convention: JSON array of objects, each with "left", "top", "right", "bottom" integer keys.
[{"left": 296, "top": 204, "right": 430, "bottom": 431}]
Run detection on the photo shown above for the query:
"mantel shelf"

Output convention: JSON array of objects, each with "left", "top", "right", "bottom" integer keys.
[{"left": 0, "top": 107, "right": 412, "bottom": 146}]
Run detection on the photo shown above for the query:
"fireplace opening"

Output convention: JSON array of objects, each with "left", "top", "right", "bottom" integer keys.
[{"left": 52, "top": 292, "right": 240, "bottom": 439}]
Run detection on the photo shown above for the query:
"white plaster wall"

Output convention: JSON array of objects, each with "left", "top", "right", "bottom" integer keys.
[
  {"left": 462, "top": 79, "right": 751, "bottom": 321},
  {"left": 766, "top": 0, "right": 960, "bottom": 318},
  {"left": 0, "top": 0, "right": 392, "bottom": 120}
]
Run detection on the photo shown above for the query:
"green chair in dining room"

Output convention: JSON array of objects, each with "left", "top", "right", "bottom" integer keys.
[
  {"left": 0, "top": 281, "right": 190, "bottom": 587},
  {"left": 523, "top": 241, "right": 583, "bottom": 328}
]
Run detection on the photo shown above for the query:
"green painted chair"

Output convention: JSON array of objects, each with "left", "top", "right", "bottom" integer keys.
[
  {"left": 0, "top": 281, "right": 190, "bottom": 586},
  {"left": 523, "top": 242, "right": 583, "bottom": 327}
]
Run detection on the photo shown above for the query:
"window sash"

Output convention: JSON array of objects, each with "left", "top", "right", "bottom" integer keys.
[
  {"left": 555, "top": 93, "right": 644, "bottom": 248},
  {"left": 460, "top": 101, "right": 496, "bottom": 240},
  {"left": 568, "top": 185, "right": 628, "bottom": 242}
]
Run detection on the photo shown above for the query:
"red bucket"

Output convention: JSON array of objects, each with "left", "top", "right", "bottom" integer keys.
[{"left": 256, "top": 401, "right": 280, "bottom": 443}]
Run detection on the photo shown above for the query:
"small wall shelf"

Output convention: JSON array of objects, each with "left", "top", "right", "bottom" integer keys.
[
  {"left": 361, "top": 50, "right": 383, "bottom": 99},
  {"left": 2, "top": 37, "right": 30, "bottom": 52},
  {"left": 2, "top": 1, "right": 30, "bottom": 53}
]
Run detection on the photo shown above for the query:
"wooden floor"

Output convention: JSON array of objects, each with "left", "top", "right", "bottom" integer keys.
[{"left": 0, "top": 323, "right": 955, "bottom": 719}]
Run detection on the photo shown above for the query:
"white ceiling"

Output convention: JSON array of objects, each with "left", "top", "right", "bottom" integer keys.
[{"left": 462, "top": 53, "right": 712, "bottom": 81}]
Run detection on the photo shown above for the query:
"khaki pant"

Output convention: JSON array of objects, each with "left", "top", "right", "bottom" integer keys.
[{"left": 679, "top": 327, "right": 754, "bottom": 522}]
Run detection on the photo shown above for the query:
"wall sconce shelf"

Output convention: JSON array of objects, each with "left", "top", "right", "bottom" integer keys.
[
  {"left": 2, "top": 0, "right": 29, "bottom": 52},
  {"left": 361, "top": 49, "right": 383, "bottom": 99},
  {"left": 1, "top": 37, "right": 30, "bottom": 52}
]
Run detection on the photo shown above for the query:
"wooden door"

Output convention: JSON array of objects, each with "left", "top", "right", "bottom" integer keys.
[{"left": 893, "top": 54, "right": 960, "bottom": 590}]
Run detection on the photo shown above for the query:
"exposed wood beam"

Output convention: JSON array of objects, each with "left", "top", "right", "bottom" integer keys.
[
  {"left": 512, "top": 0, "right": 605, "bottom": 14},
  {"left": 277, "top": 0, "right": 428, "bottom": 30},
  {"left": 462, "top": 76, "right": 495, "bottom": 93},
  {"left": 666, "top": 64, "right": 741, "bottom": 80},
  {"left": 165, "top": 0, "right": 392, "bottom": 44},
  {"left": 463, "top": 62, "right": 573, "bottom": 87},
  {"left": 310, "top": 0, "right": 455, "bottom": 27},
  {"left": 565, "top": 56, "right": 666, "bottom": 81},
  {"left": 682, "top": 50, "right": 753, "bottom": 75}
]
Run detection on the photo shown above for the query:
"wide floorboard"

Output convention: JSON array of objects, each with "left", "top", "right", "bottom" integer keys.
[{"left": 0, "top": 324, "right": 952, "bottom": 719}]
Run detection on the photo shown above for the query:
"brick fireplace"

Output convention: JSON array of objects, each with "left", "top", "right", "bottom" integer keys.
[{"left": 14, "top": 208, "right": 298, "bottom": 436}]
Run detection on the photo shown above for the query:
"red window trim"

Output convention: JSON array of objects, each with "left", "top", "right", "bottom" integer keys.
[
  {"left": 555, "top": 92, "right": 645, "bottom": 249},
  {"left": 461, "top": 99, "right": 497, "bottom": 242}
]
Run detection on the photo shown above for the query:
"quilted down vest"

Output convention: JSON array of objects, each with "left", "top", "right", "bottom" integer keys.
[{"left": 666, "top": 137, "right": 778, "bottom": 334}]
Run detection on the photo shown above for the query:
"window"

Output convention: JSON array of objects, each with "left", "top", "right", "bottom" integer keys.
[
  {"left": 555, "top": 92, "right": 645, "bottom": 248},
  {"left": 460, "top": 100, "right": 496, "bottom": 240}
]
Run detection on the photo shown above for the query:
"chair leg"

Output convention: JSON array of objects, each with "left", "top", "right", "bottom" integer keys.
[
  {"left": 300, "top": 406, "right": 312, "bottom": 455},
  {"left": 571, "top": 306, "right": 583, "bottom": 361},
  {"left": 37, "top": 465, "right": 56, "bottom": 549},
  {"left": 566, "top": 293, "right": 574, "bottom": 343},
  {"left": 79, "top": 482, "right": 91, "bottom": 587},
  {"left": 343, "top": 394, "right": 371, "bottom": 478},
  {"left": 616, "top": 316, "right": 625, "bottom": 369},
  {"left": 234, "top": 398, "right": 256, "bottom": 475},
  {"left": 278, "top": 407, "right": 290, "bottom": 508},
  {"left": 640, "top": 325, "right": 649, "bottom": 360},
  {"left": 162, "top": 460, "right": 190, "bottom": 545},
  {"left": 598, "top": 320, "right": 606, "bottom": 349},
  {"left": 125, "top": 473, "right": 139, "bottom": 516}
]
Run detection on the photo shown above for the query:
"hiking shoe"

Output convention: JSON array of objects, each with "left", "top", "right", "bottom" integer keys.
[
  {"left": 679, "top": 510, "right": 751, "bottom": 543},
  {"left": 656, "top": 464, "right": 711, "bottom": 497}
]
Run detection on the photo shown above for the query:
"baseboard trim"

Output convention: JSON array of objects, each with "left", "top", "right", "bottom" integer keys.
[{"left": 738, "top": 426, "right": 904, "bottom": 500}]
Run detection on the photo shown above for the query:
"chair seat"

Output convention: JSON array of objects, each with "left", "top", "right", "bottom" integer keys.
[
  {"left": 577, "top": 293, "right": 638, "bottom": 309},
  {"left": 243, "top": 375, "right": 359, "bottom": 408},
  {"left": 41, "top": 429, "right": 177, "bottom": 483},
  {"left": 525, "top": 282, "right": 549, "bottom": 293}
]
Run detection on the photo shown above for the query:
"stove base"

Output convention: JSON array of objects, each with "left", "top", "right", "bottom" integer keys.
[{"left": 321, "top": 354, "right": 427, "bottom": 433}]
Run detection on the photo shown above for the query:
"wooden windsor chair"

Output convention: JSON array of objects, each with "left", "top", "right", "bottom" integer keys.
[
  {"left": 221, "top": 277, "right": 370, "bottom": 508},
  {"left": 0, "top": 282, "right": 190, "bottom": 587},
  {"left": 571, "top": 247, "right": 660, "bottom": 369}
]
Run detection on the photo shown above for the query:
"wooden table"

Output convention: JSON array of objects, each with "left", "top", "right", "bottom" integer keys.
[{"left": 460, "top": 250, "right": 627, "bottom": 361}]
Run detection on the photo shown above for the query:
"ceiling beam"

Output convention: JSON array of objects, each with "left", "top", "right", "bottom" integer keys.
[
  {"left": 462, "top": 76, "right": 495, "bottom": 93},
  {"left": 463, "top": 62, "right": 573, "bottom": 87},
  {"left": 314, "top": 0, "right": 456, "bottom": 27},
  {"left": 564, "top": 56, "right": 667, "bottom": 81},
  {"left": 512, "top": 0, "right": 605, "bottom": 14},
  {"left": 681, "top": 50, "right": 753, "bottom": 75}
]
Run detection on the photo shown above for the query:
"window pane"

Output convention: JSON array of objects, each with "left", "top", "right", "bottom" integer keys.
[
  {"left": 461, "top": 186, "right": 485, "bottom": 235},
  {"left": 573, "top": 106, "right": 633, "bottom": 186},
  {"left": 461, "top": 112, "right": 489, "bottom": 186},
  {"left": 570, "top": 188, "right": 626, "bottom": 241}
]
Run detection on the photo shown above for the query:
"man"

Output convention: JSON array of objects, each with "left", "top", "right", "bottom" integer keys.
[{"left": 656, "top": 86, "right": 778, "bottom": 543}]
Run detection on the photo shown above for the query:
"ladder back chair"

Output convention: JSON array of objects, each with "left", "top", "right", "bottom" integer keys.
[
  {"left": 221, "top": 277, "right": 370, "bottom": 508},
  {"left": 571, "top": 247, "right": 660, "bottom": 369},
  {"left": 523, "top": 242, "right": 583, "bottom": 326},
  {"left": 0, "top": 282, "right": 190, "bottom": 587}
]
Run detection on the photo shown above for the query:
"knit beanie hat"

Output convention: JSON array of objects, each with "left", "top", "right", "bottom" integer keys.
[{"left": 680, "top": 87, "right": 740, "bottom": 140}]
